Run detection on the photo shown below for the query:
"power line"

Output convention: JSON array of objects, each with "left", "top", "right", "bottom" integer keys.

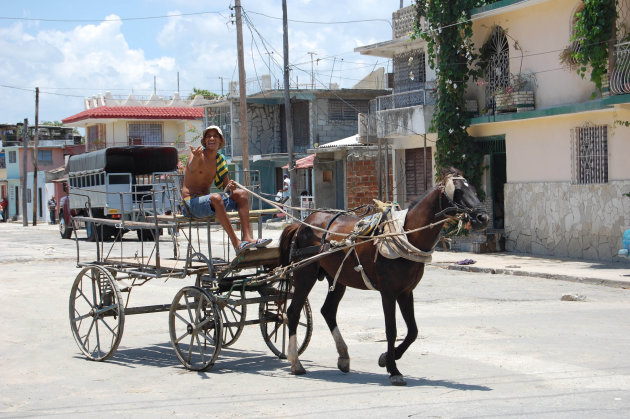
[
  {"left": 0, "top": 10, "right": 228, "bottom": 23},
  {"left": 246, "top": 9, "right": 392, "bottom": 29}
]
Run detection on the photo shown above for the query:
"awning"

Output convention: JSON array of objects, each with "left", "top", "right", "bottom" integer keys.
[{"left": 283, "top": 153, "right": 315, "bottom": 169}]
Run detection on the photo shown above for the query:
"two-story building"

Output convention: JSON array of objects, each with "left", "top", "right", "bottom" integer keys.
[
  {"left": 3, "top": 124, "right": 84, "bottom": 222},
  {"left": 357, "top": 1, "right": 630, "bottom": 262},
  {"left": 62, "top": 91, "right": 208, "bottom": 153},
  {"left": 203, "top": 76, "right": 389, "bottom": 205}
]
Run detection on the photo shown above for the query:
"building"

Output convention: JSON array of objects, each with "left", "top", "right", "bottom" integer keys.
[
  {"left": 62, "top": 91, "right": 209, "bottom": 154},
  {"left": 2, "top": 124, "right": 84, "bottom": 222},
  {"left": 203, "top": 75, "right": 389, "bottom": 206},
  {"left": 357, "top": 1, "right": 630, "bottom": 261}
]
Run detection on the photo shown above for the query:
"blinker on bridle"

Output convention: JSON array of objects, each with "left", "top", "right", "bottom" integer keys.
[{"left": 436, "top": 175, "right": 479, "bottom": 218}]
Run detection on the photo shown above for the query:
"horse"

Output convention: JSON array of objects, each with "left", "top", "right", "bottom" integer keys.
[{"left": 278, "top": 168, "right": 489, "bottom": 385}]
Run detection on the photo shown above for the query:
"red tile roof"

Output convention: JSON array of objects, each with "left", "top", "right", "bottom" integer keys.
[{"left": 62, "top": 106, "right": 204, "bottom": 124}]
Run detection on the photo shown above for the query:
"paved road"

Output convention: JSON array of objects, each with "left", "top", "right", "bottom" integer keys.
[{"left": 1, "top": 222, "right": 629, "bottom": 418}]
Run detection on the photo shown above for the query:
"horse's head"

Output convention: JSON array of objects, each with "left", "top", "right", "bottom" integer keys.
[{"left": 439, "top": 170, "right": 489, "bottom": 230}]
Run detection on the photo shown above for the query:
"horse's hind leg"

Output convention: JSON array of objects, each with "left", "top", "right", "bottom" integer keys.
[
  {"left": 286, "top": 266, "right": 318, "bottom": 375},
  {"left": 320, "top": 280, "right": 349, "bottom": 372}
]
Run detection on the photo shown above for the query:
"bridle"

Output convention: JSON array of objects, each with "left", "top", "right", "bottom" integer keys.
[{"left": 435, "top": 175, "right": 479, "bottom": 219}]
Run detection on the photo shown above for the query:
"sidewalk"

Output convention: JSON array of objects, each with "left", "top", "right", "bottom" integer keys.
[
  {"left": 264, "top": 221, "right": 630, "bottom": 289},
  {"left": 430, "top": 249, "right": 630, "bottom": 289}
]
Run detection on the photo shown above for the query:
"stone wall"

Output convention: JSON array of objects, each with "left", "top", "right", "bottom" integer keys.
[{"left": 504, "top": 181, "right": 630, "bottom": 261}]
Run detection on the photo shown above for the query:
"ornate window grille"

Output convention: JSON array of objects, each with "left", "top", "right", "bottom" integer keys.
[
  {"left": 484, "top": 27, "right": 510, "bottom": 109},
  {"left": 571, "top": 124, "right": 608, "bottom": 184}
]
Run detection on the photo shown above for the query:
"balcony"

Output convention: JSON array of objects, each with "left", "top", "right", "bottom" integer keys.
[
  {"left": 609, "top": 41, "right": 630, "bottom": 95},
  {"left": 363, "top": 87, "right": 436, "bottom": 139}
]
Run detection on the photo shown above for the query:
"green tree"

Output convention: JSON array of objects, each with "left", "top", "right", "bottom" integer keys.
[{"left": 188, "top": 88, "right": 219, "bottom": 100}]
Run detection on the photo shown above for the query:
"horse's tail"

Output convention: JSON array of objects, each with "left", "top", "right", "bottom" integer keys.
[{"left": 279, "top": 222, "right": 300, "bottom": 266}]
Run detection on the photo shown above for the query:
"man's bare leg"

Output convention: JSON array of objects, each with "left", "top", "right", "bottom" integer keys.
[
  {"left": 210, "top": 193, "right": 241, "bottom": 249},
  {"left": 231, "top": 189, "right": 254, "bottom": 242}
]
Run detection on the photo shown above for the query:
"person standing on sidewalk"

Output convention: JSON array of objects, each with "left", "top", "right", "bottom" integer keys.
[
  {"left": 0, "top": 196, "right": 7, "bottom": 222},
  {"left": 47, "top": 196, "right": 56, "bottom": 224}
]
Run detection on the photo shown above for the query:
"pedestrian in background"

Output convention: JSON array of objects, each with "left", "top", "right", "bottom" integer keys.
[{"left": 47, "top": 196, "right": 57, "bottom": 224}]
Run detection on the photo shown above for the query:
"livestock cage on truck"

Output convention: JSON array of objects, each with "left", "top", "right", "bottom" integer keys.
[{"left": 60, "top": 146, "right": 179, "bottom": 241}]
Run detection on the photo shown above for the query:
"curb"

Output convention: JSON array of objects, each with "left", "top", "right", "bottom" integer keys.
[{"left": 430, "top": 263, "right": 630, "bottom": 289}]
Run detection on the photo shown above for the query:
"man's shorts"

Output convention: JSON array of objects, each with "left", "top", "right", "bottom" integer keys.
[{"left": 182, "top": 194, "right": 238, "bottom": 218}]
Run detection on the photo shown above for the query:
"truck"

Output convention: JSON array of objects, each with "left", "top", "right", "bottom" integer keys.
[{"left": 59, "top": 146, "right": 179, "bottom": 241}]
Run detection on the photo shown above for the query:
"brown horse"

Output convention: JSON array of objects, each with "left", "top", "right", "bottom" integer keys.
[{"left": 279, "top": 168, "right": 489, "bottom": 385}]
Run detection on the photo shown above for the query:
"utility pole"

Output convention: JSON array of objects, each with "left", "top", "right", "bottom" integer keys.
[
  {"left": 283, "top": 0, "right": 296, "bottom": 214},
  {"left": 32, "top": 87, "right": 39, "bottom": 226},
  {"left": 307, "top": 52, "right": 316, "bottom": 89},
  {"left": 234, "top": 0, "right": 250, "bottom": 185},
  {"left": 21, "top": 119, "right": 28, "bottom": 226}
]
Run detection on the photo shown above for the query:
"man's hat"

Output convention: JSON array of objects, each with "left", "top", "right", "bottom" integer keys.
[{"left": 201, "top": 125, "right": 225, "bottom": 149}]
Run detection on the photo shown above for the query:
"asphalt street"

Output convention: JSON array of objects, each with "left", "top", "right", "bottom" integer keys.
[{"left": 0, "top": 222, "right": 629, "bottom": 418}]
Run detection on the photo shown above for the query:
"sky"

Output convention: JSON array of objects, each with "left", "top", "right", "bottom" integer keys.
[{"left": 0, "top": 0, "right": 415, "bottom": 126}]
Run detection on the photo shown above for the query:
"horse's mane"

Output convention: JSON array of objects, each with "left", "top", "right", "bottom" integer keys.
[{"left": 406, "top": 167, "right": 462, "bottom": 210}]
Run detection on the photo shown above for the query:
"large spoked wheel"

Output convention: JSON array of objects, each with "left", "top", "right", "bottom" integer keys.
[
  {"left": 219, "top": 288, "right": 246, "bottom": 348},
  {"left": 69, "top": 265, "right": 125, "bottom": 361},
  {"left": 259, "top": 280, "right": 313, "bottom": 359},
  {"left": 169, "top": 286, "right": 222, "bottom": 371}
]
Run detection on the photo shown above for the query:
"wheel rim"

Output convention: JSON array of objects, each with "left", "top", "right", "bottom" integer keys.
[
  {"left": 169, "top": 286, "right": 222, "bottom": 371},
  {"left": 69, "top": 266, "right": 124, "bottom": 361},
  {"left": 219, "top": 289, "right": 246, "bottom": 348},
  {"left": 259, "top": 280, "right": 313, "bottom": 359}
]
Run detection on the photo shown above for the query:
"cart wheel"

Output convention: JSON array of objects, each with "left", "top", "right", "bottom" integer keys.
[
  {"left": 69, "top": 265, "right": 125, "bottom": 361},
  {"left": 169, "top": 286, "right": 222, "bottom": 371},
  {"left": 259, "top": 280, "right": 313, "bottom": 359},
  {"left": 219, "top": 288, "right": 247, "bottom": 348}
]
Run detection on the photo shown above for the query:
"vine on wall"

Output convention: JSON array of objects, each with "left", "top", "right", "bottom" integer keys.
[
  {"left": 571, "top": 0, "right": 618, "bottom": 92},
  {"left": 413, "top": 0, "right": 488, "bottom": 199}
]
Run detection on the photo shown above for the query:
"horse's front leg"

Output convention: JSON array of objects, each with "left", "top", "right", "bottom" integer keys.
[
  {"left": 394, "top": 291, "right": 418, "bottom": 359},
  {"left": 379, "top": 292, "right": 406, "bottom": 386},
  {"left": 320, "top": 281, "right": 349, "bottom": 372}
]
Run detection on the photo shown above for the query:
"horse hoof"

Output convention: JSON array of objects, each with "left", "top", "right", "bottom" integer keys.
[
  {"left": 390, "top": 375, "right": 407, "bottom": 386},
  {"left": 291, "top": 365, "right": 306, "bottom": 375},
  {"left": 378, "top": 352, "right": 387, "bottom": 368},
  {"left": 337, "top": 357, "right": 350, "bottom": 373}
]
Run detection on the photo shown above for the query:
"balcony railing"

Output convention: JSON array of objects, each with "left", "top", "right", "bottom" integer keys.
[
  {"left": 369, "top": 86, "right": 436, "bottom": 113},
  {"left": 610, "top": 41, "right": 630, "bottom": 95}
]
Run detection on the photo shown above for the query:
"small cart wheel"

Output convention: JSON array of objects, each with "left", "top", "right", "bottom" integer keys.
[
  {"left": 219, "top": 288, "right": 247, "bottom": 348},
  {"left": 259, "top": 280, "right": 313, "bottom": 359},
  {"left": 69, "top": 265, "right": 125, "bottom": 361},
  {"left": 169, "top": 286, "right": 222, "bottom": 371}
]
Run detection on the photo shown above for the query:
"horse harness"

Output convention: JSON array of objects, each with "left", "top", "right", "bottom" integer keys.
[{"left": 288, "top": 204, "right": 435, "bottom": 293}]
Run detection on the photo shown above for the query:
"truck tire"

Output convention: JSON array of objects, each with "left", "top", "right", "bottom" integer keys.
[{"left": 59, "top": 212, "right": 73, "bottom": 239}]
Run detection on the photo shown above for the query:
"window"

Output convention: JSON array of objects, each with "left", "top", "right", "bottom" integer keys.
[
  {"left": 571, "top": 124, "right": 608, "bottom": 184},
  {"left": 87, "top": 124, "right": 106, "bottom": 150},
  {"left": 328, "top": 100, "right": 368, "bottom": 121},
  {"left": 38, "top": 150, "right": 53, "bottom": 164},
  {"left": 9, "top": 151, "right": 17, "bottom": 164},
  {"left": 128, "top": 123, "right": 163, "bottom": 145},
  {"left": 393, "top": 50, "right": 426, "bottom": 92}
]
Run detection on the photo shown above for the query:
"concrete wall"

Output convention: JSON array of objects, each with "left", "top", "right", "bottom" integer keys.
[
  {"left": 312, "top": 98, "right": 363, "bottom": 145},
  {"left": 505, "top": 181, "right": 630, "bottom": 261}
]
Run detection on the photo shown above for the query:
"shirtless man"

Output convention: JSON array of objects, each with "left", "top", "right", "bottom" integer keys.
[{"left": 182, "top": 125, "right": 271, "bottom": 255}]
